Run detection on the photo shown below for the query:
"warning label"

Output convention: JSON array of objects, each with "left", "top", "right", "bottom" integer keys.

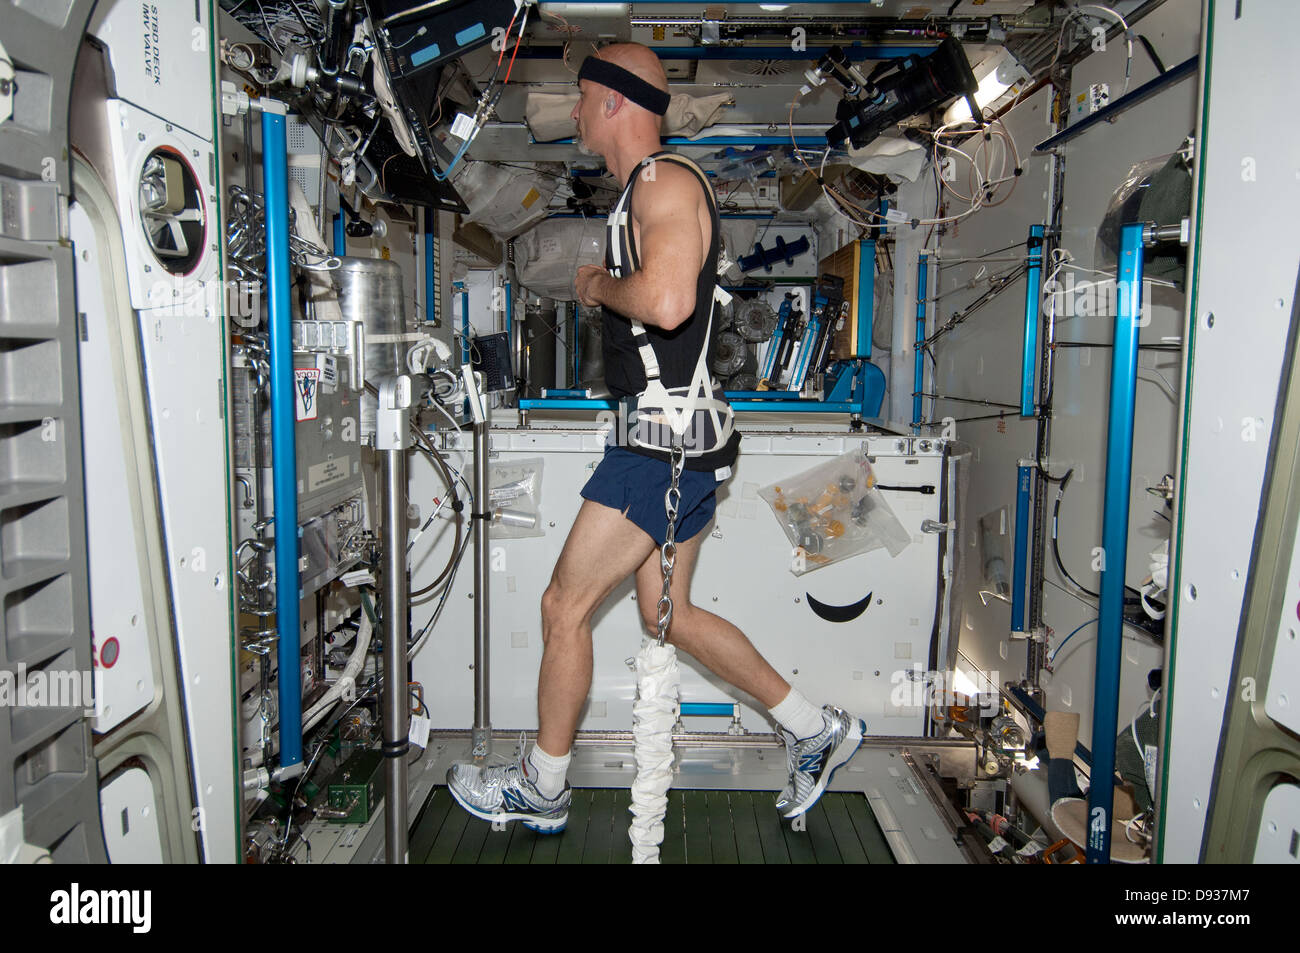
[{"left": 307, "top": 457, "right": 351, "bottom": 493}]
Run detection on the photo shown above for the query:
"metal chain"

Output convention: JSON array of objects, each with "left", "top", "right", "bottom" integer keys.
[{"left": 655, "top": 443, "right": 686, "bottom": 646}]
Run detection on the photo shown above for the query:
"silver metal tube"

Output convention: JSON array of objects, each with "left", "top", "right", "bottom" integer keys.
[
  {"left": 472, "top": 421, "right": 492, "bottom": 756},
  {"left": 381, "top": 445, "right": 409, "bottom": 864},
  {"left": 425, "top": 728, "right": 977, "bottom": 751}
]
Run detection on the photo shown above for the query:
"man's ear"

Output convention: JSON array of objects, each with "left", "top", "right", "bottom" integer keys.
[{"left": 604, "top": 93, "right": 620, "bottom": 117}]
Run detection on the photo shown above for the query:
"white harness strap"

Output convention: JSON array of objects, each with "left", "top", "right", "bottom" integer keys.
[
  {"left": 608, "top": 188, "right": 664, "bottom": 380},
  {"left": 607, "top": 154, "right": 735, "bottom": 457}
]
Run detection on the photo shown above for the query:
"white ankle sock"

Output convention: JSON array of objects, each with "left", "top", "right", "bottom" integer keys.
[
  {"left": 527, "top": 744, "right": 571, "bottom": 799},
  {"left": 768, "top": 689, "right": 825, "bottom": 740}
]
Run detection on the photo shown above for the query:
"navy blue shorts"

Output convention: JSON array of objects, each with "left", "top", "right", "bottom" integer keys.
[{"left": 580, "top": 447, "right": 722, "bottom": 546}]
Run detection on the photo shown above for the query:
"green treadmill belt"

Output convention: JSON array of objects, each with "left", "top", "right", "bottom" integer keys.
[{"left": 411, "top": 787, "right": 896, "bottom": 864}]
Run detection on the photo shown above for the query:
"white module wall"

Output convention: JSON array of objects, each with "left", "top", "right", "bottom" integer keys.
[
  {"left": 927, "top": 1, "right": 1199, "bottom": 750},
  {"left": 409, "top": 426, "right": 944, "bottom": 736}
]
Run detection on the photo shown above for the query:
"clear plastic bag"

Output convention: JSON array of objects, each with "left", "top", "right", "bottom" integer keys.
[
  {"left": 488, "top": 458, "right": 544, "bottom": 539},
  {"left": 759, "top": 446, "right": 911, "bottom": 575}
]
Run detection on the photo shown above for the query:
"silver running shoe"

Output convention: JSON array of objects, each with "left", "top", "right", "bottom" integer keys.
[
  {"left": 775, "top": 706, "right": 865, "bottom": 818},
  {"left": 446, "top": 759, "right": 570, "bottom": 833}
]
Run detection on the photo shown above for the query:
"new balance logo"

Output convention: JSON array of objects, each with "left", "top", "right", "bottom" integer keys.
[
  {"left": 501, "top": 789, "right": 533, "bottom": 813},
  {"left": 798, "top": 752, "right": 824, "bottom": 774}
]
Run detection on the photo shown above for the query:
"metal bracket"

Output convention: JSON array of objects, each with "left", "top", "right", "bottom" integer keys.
[{"left": 375, "top": 375, "right": 413, "bottom": 451}]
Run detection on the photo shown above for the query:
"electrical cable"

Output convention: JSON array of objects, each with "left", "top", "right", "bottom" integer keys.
[
  {"left": 1049, "top": 617, "right": 1096, "bottom": 664},
  {"left": 502, "top": 5, "right": 530, "bottom": 86},
  {"left": 409, "top": 433, "right": 467, "bottom": 600},
  {"left": 1047, "top": 4, "right": 1134, "bottom": 96},
  {"left": 1050, "top": 468, "right": 1144, "bottom": 602},
  {"left": 409, "top": 524, "right": 473, "bottom": 657}
]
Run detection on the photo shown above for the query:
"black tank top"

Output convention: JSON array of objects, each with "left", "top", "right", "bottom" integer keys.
[{"left": 601, "top": 152, "right": 741, "bottom": 472}]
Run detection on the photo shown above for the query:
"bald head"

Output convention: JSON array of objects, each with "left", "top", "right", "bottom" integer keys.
[
  {"left": 596, "top": 43, "right": 669, "bottom": 128},
  {"left": 571, "top": 41, "right": 670, "bottom": 174}
]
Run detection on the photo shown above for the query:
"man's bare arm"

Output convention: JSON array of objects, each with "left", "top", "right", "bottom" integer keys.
[{"left": 575, "top": 163, "right": 704, "bottom": 331}]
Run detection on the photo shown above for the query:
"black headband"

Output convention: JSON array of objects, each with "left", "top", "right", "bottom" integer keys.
[{"left": 577, "top": 56, "right": 670, "bottom": 117}]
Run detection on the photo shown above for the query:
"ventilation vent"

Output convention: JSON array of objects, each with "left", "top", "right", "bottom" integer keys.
[
  {"left": 729, "top": 59, "right": 797, "bottom": 78},
  {"left": 287, "top": 118, "right": 311, "bottom": 153}
]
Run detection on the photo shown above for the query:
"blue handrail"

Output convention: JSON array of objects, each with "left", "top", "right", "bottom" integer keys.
[{"left": 263, "top": 102, "right": 303, "bottom": 771}]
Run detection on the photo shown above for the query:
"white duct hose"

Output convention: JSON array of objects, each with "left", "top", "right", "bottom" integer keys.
[
  {"left": 302, "top": 610, "right": 373, "bottom": 732},
  {"left": 628, "top": 641, "right": 680, "bottom": 864}
]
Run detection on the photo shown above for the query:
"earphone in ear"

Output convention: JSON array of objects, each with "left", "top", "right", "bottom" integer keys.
[{"left": 604, "top": 94, "right": 617, "bottom": 115}]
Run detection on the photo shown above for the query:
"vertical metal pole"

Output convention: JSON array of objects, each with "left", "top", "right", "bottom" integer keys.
[
  {"left": 471, "top": 420, "right": 492, "bottom": 756},
  {"left": 1020, "top": 225, "right": 1045, "bottom": 417},
  {"left": 262, "top": 100, "right": 303, "bottom": 773},
  {"left": 912, "top": 251, "right": 928, "bottom": 433},
  {"left": 382, "top": 444, "right": 410, "bottom": 863},
  {"left": 570, "top": 302, "right": 580, "bottom": 390},
  {"left": 1011, "top": 464, "right": 1032, "bottom": 637},
  {"left": 1086, "top": 222, "right": 1145, "bottom": 864},
  {"left": 857, "top": 239, "right": 876, "bottom": 358}
]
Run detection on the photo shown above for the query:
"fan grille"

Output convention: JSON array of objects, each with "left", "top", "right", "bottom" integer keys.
[{"left": 730, "top": 59, "right": 797, "bottom": 78}]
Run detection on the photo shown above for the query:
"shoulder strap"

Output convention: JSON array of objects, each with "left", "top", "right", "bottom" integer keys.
[{"left": 618, "top": 153, "right": 723, "bottom": 385}]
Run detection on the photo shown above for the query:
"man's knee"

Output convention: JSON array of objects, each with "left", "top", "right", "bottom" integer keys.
[
  {"left": 639, "top": 604, "right": 659, "bottom": 639},
  {"left": 541, "top": 580, "right": 589, "bottom": 641}
]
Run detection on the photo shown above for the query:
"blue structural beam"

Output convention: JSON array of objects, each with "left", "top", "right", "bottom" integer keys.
[
  {"left": 912, "top": 252, "right": 928, "bottom": 433},
  {"left": 731, "top": 400, "right": 862, "bottom": 413},
  {"left": 457, "top": 282, "right": 469, "bottom": 365},
  {"left": 519, "top": 398, "right": 613, "bottom": 411},
  {"left": 679, "top": 703, "right": 738, "bottom": 717},
  {"left": 262, "top": 102, "right": 302, "bottom": 771},
  {"left": 1011, "top": 464, "right": 1032, "bottom": 636},
  {"left": 517, "top": 42, "right": 933, "bottom": 59},
  {"left": 1034, "top": 56, "right": 1198, "bottom": 154},
  {"left": 332, "top": 212, "right": 346, "bottom": 257},
  {"left": 1087, "top": 223, "right": 1145, "bottom": 864},
  {"left": 1021, "top": 225, "right": 1045, "bottom": 417},
  {"left": 724, "top": 390, "right": 800, "bottom": 400},
  {"left": 423, "top": 208, "right": 435, "bottom": 324},
  {"left": 857, "top": 240, "right": 875, "bottom": 358}
]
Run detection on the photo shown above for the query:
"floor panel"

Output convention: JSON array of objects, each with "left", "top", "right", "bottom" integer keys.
[{"left": 413, "top": 787, "right": 896, "bottom": 864}]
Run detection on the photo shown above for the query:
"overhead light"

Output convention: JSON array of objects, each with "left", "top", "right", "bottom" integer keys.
[
  {"left": 945, "top": 49, "right": 1029, "bottom": 123},
  {"left": 758, "top": 4, "right": 790, "bottom": 10}
]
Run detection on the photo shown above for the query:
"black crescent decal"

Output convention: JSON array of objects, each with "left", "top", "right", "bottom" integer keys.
[{"left": 806, "top": 591, "right": 873, "bottom": 623}]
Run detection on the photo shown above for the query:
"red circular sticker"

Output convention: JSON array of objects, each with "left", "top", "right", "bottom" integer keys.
[{"left": 100, "top": 637, "right": 120, "bottom": 669}]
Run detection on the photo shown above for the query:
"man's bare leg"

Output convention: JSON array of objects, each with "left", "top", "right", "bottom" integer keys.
[
  {"left": 537, "top": 499, "right": 657, "bottom": 756},
  {"left": 634, "top": 530, "right": 790, "bottom": 709}
]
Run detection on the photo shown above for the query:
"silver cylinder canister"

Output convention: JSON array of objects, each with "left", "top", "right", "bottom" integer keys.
[
  {"left": 522, "top": 295, "right": 558, "bottom": 398},
  {"left": 334, "top": 257, "right": 406, "bottom": 442}
]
